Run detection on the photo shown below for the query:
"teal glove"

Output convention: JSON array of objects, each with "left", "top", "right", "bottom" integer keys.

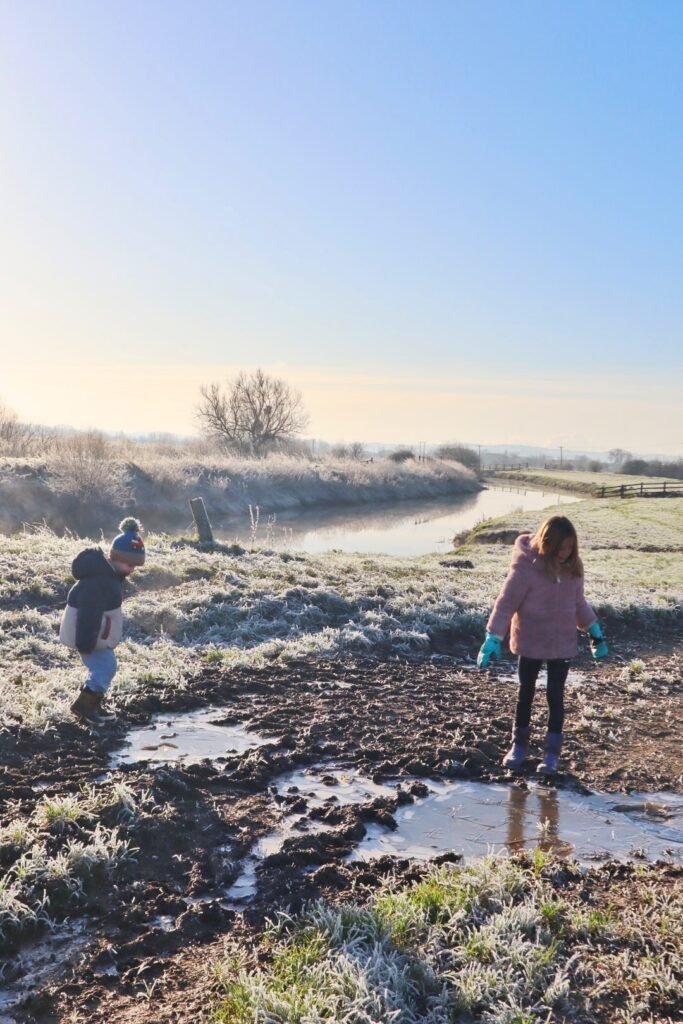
[
  {"left": 588, "top": 622, "right": 608, "bottom": 659},
  {"left": 477, "top": 632, "right": 502, "bottom": 669}
]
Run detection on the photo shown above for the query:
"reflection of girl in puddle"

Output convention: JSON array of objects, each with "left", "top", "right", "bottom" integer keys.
[
  {"left": 505, "top": 785, "right": 573, "bottom": 856},
  {"left": 506, "top": 785, "right": 528, "bottom": 852}
]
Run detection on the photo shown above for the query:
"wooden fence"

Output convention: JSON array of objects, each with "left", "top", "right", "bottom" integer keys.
[
  {"left": 484, "top": 463, "right": 530, "bottom": 472},
  {"left": 598, "top": 481, "right": 683, "bottom": 498}
]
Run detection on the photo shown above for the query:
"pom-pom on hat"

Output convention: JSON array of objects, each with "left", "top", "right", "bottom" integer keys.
[{"left": 109, "top": 517, "right": 145, "bottom": 567}]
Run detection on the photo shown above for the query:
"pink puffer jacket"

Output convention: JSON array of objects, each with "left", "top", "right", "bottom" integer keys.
[{"left": 487, "top": 534, "right": 597, "bottom": 660}]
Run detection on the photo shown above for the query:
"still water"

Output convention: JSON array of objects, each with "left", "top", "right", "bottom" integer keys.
[
  {"left": 213, "top": 487, "right": 580, "bottom": 557},
  {"left": 109, "top": 708, "right": 270, "bottom": 767},
  {"left": 225, "top": 769, "right": 682, "bottom": 906}
]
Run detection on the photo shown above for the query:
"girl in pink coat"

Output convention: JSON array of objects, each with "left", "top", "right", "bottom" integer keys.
[{"left": 477, "top": 515, "right": 608, "bottom": 772}]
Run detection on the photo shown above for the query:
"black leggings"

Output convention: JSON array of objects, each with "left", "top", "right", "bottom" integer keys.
[{"left": 514, "top": 656, "right": 570, "bottom": 733}]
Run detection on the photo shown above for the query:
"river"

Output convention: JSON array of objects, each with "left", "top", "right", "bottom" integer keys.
[{"left": 212, "top": 486, "right": 581, "bottom": 556}]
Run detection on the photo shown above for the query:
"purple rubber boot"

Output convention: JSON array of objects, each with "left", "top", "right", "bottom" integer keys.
[
  {"left": 537, "top": 732, "right": 564, "bottom": 774},
  {"left": 502, "top": 726, "right": 531, "bottom": 769}
]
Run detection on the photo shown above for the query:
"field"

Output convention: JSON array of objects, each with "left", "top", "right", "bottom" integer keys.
[
  {"left": 0, "top": 497, "right": 681, "bottom": 1022},
  {"left": 486, "top": 468, "right": 683, "bottom": 496}
]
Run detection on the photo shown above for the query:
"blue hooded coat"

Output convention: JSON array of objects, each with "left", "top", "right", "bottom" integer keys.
[{"left": 59, "top": 548, "right": 125, "bottom": 654}]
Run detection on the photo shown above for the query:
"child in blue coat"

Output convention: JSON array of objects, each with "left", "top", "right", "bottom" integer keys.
[{"left": 60, "top": 518, "right": 145, "bottom": 724}]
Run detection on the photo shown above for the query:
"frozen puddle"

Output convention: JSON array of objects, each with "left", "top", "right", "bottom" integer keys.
[
  {"left": 226, "top": 771, "right": 683, "bottom": 907},
  {"left": 225, "top": 767, "right": 396, "bottom": 905},
  {"left": 351, "top": 781, "right": 683, "bottom": 865},
  {"left": 273, "top": 765, "right": 396, "bottom": 809},
  {"left": 110, "top": 707, "right": 270, "bottom": 767},
  {"left": 0, "top": 921, "right": 90, "bottom": 1012}
]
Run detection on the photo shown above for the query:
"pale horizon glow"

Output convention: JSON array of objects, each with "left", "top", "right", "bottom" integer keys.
[
  {"left": 3, "top": 362, "right": 680, "bottom": 456},
  {"left": 1, "top": 2, "right": 682, "bottom": 456}
]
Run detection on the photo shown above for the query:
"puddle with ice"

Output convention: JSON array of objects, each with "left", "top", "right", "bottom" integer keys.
[
  {"left": 225, "top": 768, "right": 683, "bottom": 907},
  {"left": 109, "top": 707, "right": 270, "bottom": 767},
  {"left": 225, "top": 767, "right": 397, "bottom": 905},
  {"left": 0, "top": 921, "right": 91, "bottom": 1012},
  {"left": 274, "top": 766, "right": 397, "bottom": 808},
  {"left": 351, "top": 781, "right": 683, "bottom": 865}
]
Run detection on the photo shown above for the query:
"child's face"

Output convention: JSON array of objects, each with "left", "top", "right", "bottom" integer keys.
[
  {"left": 557, "top": 538, "right": 575, "bottom": 563},
  {"left": 110, "top": 558, "right": 135, "bottom": 577}
]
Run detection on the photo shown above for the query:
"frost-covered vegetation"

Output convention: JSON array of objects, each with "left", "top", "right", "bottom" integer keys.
[
  {"left": 212, "top": 854, "right": 683, "bottom": 1024},
  {"left": 1, "top": 499, "right": 681, "bottom": 732},
  {"left": 0, "top": 450, "right": 479, "bottom": 534},
  {"left": 488, "top": 467, "right": 683, "bottom": 496},
  {"left": 466, "top": 496, "right": 683, "bottom": 551},
  {"left": 0, "top": 781, "right": 150, "bottom": 950}
]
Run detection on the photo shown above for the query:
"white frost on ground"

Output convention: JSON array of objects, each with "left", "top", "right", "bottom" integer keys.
[{"left": 1, "top": 499, "right": 682, "bottom": 730}]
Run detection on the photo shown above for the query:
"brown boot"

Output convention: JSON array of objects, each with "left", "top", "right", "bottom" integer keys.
[
  {"left": 93, "top": 691, "right": 117, "bottom": 722},
  {"left": 70, "top": 688, "right": 102, "bottom": 724}
]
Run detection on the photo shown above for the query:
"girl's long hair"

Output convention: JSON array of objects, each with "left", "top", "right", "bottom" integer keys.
[{"left": 531, "top": 515, "right": 583, "bottom": 578}]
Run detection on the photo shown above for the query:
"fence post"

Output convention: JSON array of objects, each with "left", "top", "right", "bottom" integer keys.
[
  {"left": 620, "top": 485, "right": 625, "bottom": 498},
  {"left": 190, "top": 497, "right": 214, "bottom": 546},
  {"left": 663, "top": 482, "right": 667, "bottom": 495}
]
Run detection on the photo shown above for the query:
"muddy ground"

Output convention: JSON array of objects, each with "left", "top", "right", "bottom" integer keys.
[{"left": 1, "top": 617, "right": 681, "bottom": 1023}]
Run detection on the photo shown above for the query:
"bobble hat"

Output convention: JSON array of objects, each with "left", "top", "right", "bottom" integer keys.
[{"left": 109, "top": 517, "right": 145, "bottom": 567}]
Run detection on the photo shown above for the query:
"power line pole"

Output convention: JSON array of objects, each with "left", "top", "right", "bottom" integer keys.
[{"left": 559, "top": 446, "right": 564, "bottom": 467}]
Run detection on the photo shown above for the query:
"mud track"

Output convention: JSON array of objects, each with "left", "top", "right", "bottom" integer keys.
[{"left": 1, "top": 619, "right": 681, "bottom": 1023}]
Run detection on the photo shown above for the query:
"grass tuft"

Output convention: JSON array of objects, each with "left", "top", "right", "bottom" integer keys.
[
  {"left": 0, "top": 781, "right": 150, "bottom": 951},
  {"left": 212, "top": 854, "right": 683, "bottom": 1023}
]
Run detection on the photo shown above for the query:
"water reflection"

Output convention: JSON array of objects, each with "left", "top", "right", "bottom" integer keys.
[
  {"left": 212, "top": 488, "right": 581, "bottom": 557},
  {"left": 351, "top": 780, "right": 683, "bottom": 865},
  {"left": 109, "top": 708, "right": 270, "bottom": 767},
  {"left": 225, "top": 773, "right": 682, "bottom": 909},
  {"left": 505, "top": 785, "right": 574, "bottom": 857}
]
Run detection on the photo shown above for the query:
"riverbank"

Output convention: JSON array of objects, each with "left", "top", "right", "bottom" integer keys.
[
  {"left": 462, "top": 495, "right": 683, "bottom": 551},
  {"left": 0, "top": 454, "right": 479, "bottom": 536},
  {"left": 486, "top": 467, "right": 682, "bottom": 496}
]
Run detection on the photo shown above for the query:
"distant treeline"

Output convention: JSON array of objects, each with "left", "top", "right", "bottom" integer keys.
[{"left": 620, "top": 459, "right": 683, "bottom": 480}]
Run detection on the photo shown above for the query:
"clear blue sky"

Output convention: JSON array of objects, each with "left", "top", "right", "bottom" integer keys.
[{"left": 1, "top": 1, "right": 681, "bottom": 447}]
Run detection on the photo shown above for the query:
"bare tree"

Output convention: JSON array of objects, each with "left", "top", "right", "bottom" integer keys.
[
  {"left": 0, "top": 401, "right": 20, "bottom": 451},
  {"left": 197, "top": 369, "right": 309, "bottom": 455},
  {"left": 0, "top": 399, "right": 42, "bottom": 457},
  {"left": 435, "top": 444, "right": 480, "bottom": 471},
  {"left": 54, "top": 429, "right": 129, "bottom": 503},
  {"left": 329, "top": 442, "right": 366, "bottom": 460},
  {"left": 608, "top": 448, "right": 632, "bottom": 466},
  {"left": 387, "top": 447, "right": 415, "bottom": 463}
]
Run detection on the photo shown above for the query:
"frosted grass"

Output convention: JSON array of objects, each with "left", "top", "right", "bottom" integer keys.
[
  {"left": 1, "top": 501, "right": 681, "bottom": 730},
  {"left": 212, "top": 854, "right": 683, "bottom": 1024},
  {"left": 0, "top": 780, "right": 151, "bottom": 948}
]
